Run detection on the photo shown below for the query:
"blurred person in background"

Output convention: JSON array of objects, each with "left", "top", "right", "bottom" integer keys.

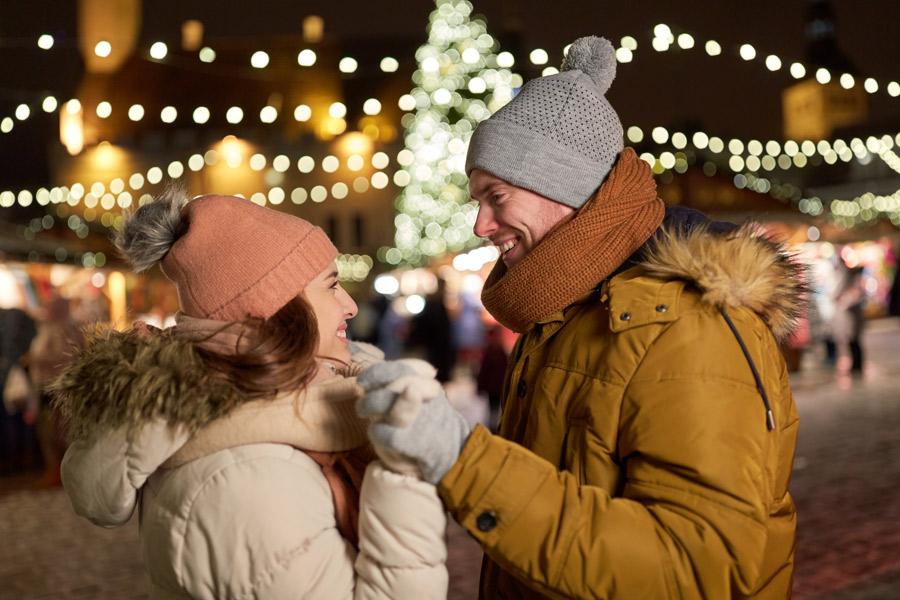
[
  {"left": 27, "top": 295, "right": 83, "bottom": 486},
  {"left": 889, "top": 246, "right": 900, "bottom": 317},
  {"left": 476, "top": 325, "right": 508, "bottom": 431},
  {"left": 375, "top": 293, "right": 406, "bottom": 360},
  {"left": 453, "top": 290, "right": 486, "bottom": 375},
  {"left": 407, "top": 277, "right": 456, "bottom": 382},
  {"left": 358, "top": 35, "right": 803, "bottom": 599},
  {"left": 53, "top": 188, "right": 448, "bottom": 599},
  {"left": 832, "top": 259, "right": 867, "bottom": 373},
  {"left": 0, "top": 306, "right": 37, "bottom": 474}
]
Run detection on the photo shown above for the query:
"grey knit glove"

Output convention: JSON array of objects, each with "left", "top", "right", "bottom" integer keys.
[{"left": 357, "top": 360, "right": 471, "bottom": 484}]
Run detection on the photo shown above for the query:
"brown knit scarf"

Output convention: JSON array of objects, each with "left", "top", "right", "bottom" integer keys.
[{"left": 481, "top": 148, "right": 665, "bottom": 332}]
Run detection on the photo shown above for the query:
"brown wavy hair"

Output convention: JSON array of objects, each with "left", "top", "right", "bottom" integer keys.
[{"left": 195, "top": 295, "right": 320, "bottom": 399}]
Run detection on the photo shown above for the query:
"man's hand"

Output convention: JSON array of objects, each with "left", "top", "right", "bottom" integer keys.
[{"left": 357, "top": 360, "right": 471, "bottom": 484}]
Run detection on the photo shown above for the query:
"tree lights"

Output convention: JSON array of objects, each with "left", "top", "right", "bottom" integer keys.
[{"left": 385, "top": 0, "right": 521, "bottom": 267}]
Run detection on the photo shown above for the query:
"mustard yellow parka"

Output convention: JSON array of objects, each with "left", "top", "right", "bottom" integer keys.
[{"left": 439, "top": 223, "right": 802, "bottom": 599}]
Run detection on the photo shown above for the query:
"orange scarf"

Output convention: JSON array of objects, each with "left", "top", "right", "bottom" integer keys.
[
  {"left": 304, "top": 446, "right": 375, "bottom": 550},
  {"left": 481, "top": 149, "right": 665, "bottom": 332}
]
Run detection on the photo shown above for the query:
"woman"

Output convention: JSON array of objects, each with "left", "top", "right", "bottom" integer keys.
[{"left": 53, "top": 189, "right": 448, "bottom": 599}]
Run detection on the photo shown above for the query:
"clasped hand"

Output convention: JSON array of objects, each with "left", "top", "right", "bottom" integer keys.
[{"left": 356, "top": 359, "right": 471, "bottom": 485}]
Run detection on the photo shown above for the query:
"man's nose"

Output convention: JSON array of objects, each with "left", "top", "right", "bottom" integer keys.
[{"left": 473, "top": 204, "right": 496, "bottom": 238}]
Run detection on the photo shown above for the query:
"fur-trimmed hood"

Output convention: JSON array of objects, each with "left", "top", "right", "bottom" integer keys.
[
  {"left": 54, "top": 326, "right": 375, "bottom": 530},
  {"left": 52, "top": 326, "right": 247, "bottom": 441},
  {"left": 51, "top": 326, "right": 382, "bottom": 443},
  {"left": 635, "top": 217, "right": 805, "bottom": 341}
]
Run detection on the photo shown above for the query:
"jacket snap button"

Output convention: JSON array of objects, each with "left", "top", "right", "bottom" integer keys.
[
  {"left": 517, "top": 379, "right": 527, "bottom": 398},
  {"left": 655, "top": 304, "right": 668, "bottom": 313},
  {"left": 476, "top": 511, "right": 498, "bottom": 532},
  {"left": 619, "top": 311, "right": 631, "bottom": 321}
]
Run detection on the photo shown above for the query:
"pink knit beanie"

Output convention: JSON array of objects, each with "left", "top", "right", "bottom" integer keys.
[{"left": 115, "top": 188, "right": 337, "bottom": 321}]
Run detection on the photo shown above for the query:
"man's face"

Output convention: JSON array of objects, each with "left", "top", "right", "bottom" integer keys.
[{"left": 470, "top": 169, "right": 575, "bottom": 268}]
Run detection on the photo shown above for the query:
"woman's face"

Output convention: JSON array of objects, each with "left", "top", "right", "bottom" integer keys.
[{"left": 304, "top": 262, "right": 358, "bottom": 366}]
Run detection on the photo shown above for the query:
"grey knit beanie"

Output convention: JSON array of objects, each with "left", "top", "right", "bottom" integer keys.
[{"left": 465, "top": 36, "right": 624, "bottom": 209}]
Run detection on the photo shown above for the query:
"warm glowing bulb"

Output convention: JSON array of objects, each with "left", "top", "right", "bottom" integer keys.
[
  {"left": 329, "top": 102, "right": 347, "bottom": 118},
  {"left": 297, "top": 49, "right": 317, "bottom": 66},
  {"left": 529, "top": 48, "right": 549, "bottom": 65},
  {"left": 380, "top": 57, "right": 399, "bottom": 72},
  {"left": 94, "top": 40, "right": 112, "bottom": 58},
  {"left": 363, "top": 99, "right": 382, "bottom": 115},
  {"left": 160, "top": 106, "right": 178, "bottom": 123},
  {"left": 95, "top": 101, "right": 111, "bottom": 118},
  {"left": 149, "top": 42, "right": 168, "bottom": 60},
  {"left": 251, "top": 51, "right": 270, "bottom": 68}
]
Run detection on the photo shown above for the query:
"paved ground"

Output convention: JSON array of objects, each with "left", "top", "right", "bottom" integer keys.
[
  {"left": 789, "top": 319, "right": 900, "bottom": 600},
  {"left": 1, "top": 320, "right": 899, "bottom": 599}
]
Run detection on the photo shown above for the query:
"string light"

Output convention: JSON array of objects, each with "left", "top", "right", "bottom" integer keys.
[
  {"left": 297, "top": 49, "right": 316, "bottom": 66},
  {"left": 9, "top": 21, "right": 898, "bottom": 237},
  {"left": 529, "top": 49, "right": 549, "bottom": 65},
  {"left": 2, "top": 145, "right": 401, "bottom": 213},
  {"left": 0, "top": 98, "right": 391, "bottom": 128},
  {"left": 94, "top": 40, "right": 112, "bottom": 58},
  {"left": 127, "top": 104, "right": 144, "bottom": 121},
  {"left": 380, "top": 57, "right": 399, "bottom": 72},
  {"left": 20, "top": 22, "right": 898, "bottom": 104},
  {"left": 149, "top": 42, "right": 168, "bottom": 60},
  {"left": 9, "top": 20, "right": 900, "bottom": 145},
  {"left": 250, "top": 51, "right": 270, "bottom": 69}
]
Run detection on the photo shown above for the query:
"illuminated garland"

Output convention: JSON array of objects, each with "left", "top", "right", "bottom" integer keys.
[
  {"left": 19, "top": 23, "right": 900, "bottom": 98},
  {"left": 1, "top": 146, "right": 393, "bottom": 209},
  {"left": 9, "top": 21, "right": 898, "bottom": 137}
]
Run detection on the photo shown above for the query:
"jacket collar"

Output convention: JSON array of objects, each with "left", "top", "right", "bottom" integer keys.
[{"left": 164, "top": 377, "right": 367, "bottom": 468}]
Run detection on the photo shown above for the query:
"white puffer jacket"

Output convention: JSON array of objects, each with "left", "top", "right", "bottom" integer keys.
[{"left": 55, "top": 330, "right": 448, "bottom": 600}]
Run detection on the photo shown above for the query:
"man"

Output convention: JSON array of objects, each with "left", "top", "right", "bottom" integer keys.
[{"left": 359, "top": 36, "right": 801, "bottom": 599}]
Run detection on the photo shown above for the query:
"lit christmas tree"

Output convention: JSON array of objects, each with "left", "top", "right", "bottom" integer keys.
[{"left": 381, "top": 0, "right": 521, "bottom": 266}]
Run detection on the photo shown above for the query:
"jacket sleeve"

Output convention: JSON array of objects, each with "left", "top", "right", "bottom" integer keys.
[
  {"left": 354, "top": 461, "right": 449, "bottom": 599},
  {"left": 178, "top": 456, "right": 447, "bottom": 600},
  {"left": 438, "top": 333, "right": 777, "bottom": 599}
]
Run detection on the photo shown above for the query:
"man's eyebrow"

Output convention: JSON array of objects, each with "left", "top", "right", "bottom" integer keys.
[
  {"left": 472, "top": 181, "right": 502, "bottom": 198},
  {"left": 326, "top": 270, "right": 338, "bottom": 280}
]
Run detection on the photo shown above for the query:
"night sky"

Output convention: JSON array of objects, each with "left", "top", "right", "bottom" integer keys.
[{"left": 1, "top": 0, "right": 898, "bottom": 190}]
